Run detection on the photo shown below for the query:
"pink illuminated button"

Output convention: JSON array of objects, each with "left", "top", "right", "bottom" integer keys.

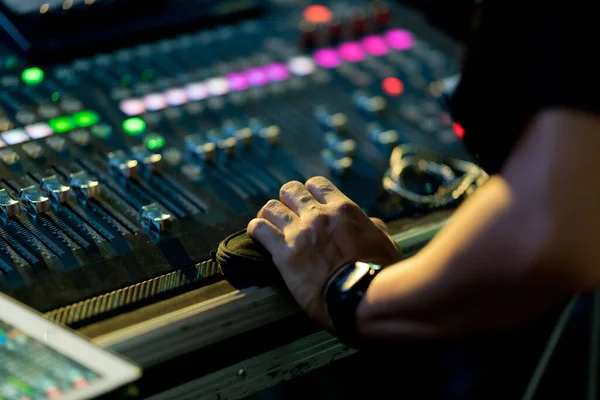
[
  {"left": 227, "top": 73, "right": 250, "bottom": 91},
  {"left": 26, "top": 123, "right": 53, "bottom": 139},
  {"left": 185, "top": 82, "right": 209, "bottom": 100},
  {"left": 246, "top": 68, "right": 269, "bottom": 86},
  {"left": 314, "top": 48, "right": 341, "bottom": 69},
  {"left": 0, "top": 139, "right": 6, "bottom": 148},
  {"left": 362, "top": 36, "right": 389, "bottom": 56},
  {"left": 2, "top": 129, "right": 30, "bottom": 145},
  {"left": 164, "top": 88, "right": 188, "bottom": 106},
  {"left": 119, "top": 98, "right": 146, "bottom": 116},
  {"left": 144, "top": 93, "right": 168, "bottom": 111},
  {"left": 265, "top": 63, "right": 289, "bottom": 82},
  {"left": 385, "top": 29, "right": 414, "bottom": 50},
  {"left": 338, "top": 42, "right": 365, "bottom": 62}
]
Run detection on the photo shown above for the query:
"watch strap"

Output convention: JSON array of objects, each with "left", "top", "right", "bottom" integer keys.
[{"left": 325, "top": 262, "right": 382, "bottom": 348}]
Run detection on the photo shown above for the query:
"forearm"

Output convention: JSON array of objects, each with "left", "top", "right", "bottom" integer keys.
[
  {"left": 356, "top": 176, "right": 557, "bottom": 339},
  {"left": 355, "top": 109, "right": 600, "bottom": 340}
]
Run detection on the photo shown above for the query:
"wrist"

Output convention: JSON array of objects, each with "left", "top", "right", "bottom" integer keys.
[{"left": 324, "top": 261, "right": 384, "bottom": 347}]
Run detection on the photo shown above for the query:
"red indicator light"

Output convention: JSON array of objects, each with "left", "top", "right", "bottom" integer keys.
[
  {"left": 452, "top": 122, "right": 465, "bottom": 139},
  {"left": 382, "top": 77, "right": 404, "bottom": 96},
  {"left": 303, "top": 5, "right": 332, "bottom": 24}
]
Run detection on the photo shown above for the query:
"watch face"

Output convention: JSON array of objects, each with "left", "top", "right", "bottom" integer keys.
[{"left": 341, "top": 262, "right": 372, "bottom": 291}]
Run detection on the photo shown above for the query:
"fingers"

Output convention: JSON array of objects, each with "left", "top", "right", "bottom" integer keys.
[
  {"left": 305, "top": 176, "right": 348, "bottom": 204},
  {"left": 247, "top": 218, "right": 285, "bottom": 254},
  {"left": 258, "top": 199, "right": 298, "bottom": 230},
  {"left": 370, "top": 217, "right": 388, "bottom": 232},
  {"left": 279, "top": 181, "right": 320, "bottom": 216}
]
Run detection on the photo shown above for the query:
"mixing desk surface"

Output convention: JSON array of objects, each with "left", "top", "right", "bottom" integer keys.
[{"left": 0, "top": 0, "right": 485, "bottom": 322}]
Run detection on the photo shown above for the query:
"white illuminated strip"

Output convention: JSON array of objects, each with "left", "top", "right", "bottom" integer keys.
[
  {"left": 25, "top": 123, "right": 53, "bottom": 139},
  {"left": 287, "top": 56, "right": 316, "bottom": 76},
  {"left": 206, "top": 78, "right": 229, "bottom": 96},
  {"left": 120, "top": 98, "right": 146, "bottom": 116},
  {"left": 164, "top": 88, "right": 188, "bottom": 106},
  {"left": 2, "top": 129, "right": 30, "bottom": 145},
  {"left": 185, "top": 82, "right": 209, "bottom": 100},
  {"left": 144, "top": 93, "right": 168, "bottom": 111}
]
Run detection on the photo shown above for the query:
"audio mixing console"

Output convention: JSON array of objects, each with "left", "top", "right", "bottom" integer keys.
[{"left": 0, "top": 0, "right": 486, "bottom": 324}]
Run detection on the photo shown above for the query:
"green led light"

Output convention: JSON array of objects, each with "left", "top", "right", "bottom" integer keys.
[
  {"left": 48, "top": 116, "right": 75, "bottom": 133},
  {"left": 51, "top": 92, "right": 61, "bottom": 102},
  {"left": 145, "top": 133, "right": 165, "bottom": 150},
  {"left": 123, "top": 117, "right": 146, "bottom": 136},
  {"left": 5, "top": 56, "right": 17, "bottom": 68},
  {"left": 73, "top": 110, "right": 100, "bottom": 127},
  {"left": 21, "top": 67, "right": 44, "bottom": 85},
  {"left": 141, "top": 69, "right": 154, "bottom": 81},
  {"left": 120, "top": 75, "right": 132, "bottom": 86}
]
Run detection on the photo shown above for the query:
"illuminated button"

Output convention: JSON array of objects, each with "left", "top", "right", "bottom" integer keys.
[
  {"left": 164, "top": 88, "right": 188, "bottom": 106},
  {"left": 21, "top": 67, "right": 44, "bottom": 85},
  {"left": 314, "top": 48, "right": 341, "bottom": 69},
  {"left": 22, "top": 142, "right": 44, "bottom": 158},
  {"left": 382, "top": 77, "right": 404, "bottom": 96},
  {"left": 265, "top": 63, "right": 290, "bottom": 82},
  {"left": 144, "top": 93, "right": 168, "bottom": 111},
  {"left": 19, "top": 186, "right": 50, "bottom": 214},
  {"left": 46, "top": 136, "right": 67, "bottom": 152},
  {"left": 288, "top": 56, "right": 316, "bottom": 76},
  {"left": 185, "top": 82, "right": 209, "bottom": 100},
  {"left": 108, "top": 150, "right": 138, "bottom": 179},
  {"left": 26, "top": 123, "right": 53, "bottom": 139},
  {"left": 0, "top": 148, "right": 18, "bottom": 165},
  {"left": 303, "top": 5, "right": 332, "bottom": 24},
  {"left": 69, "top": 171, "right": 100, "bottom": 199},
  {"left": 70, "top": 129, "right": 92, "bottom": 146},
  {"left": 246, "top": 68, "right": 269, "bottom": 87},
  {"left": 385, "top": 29, "right": 414, "bottom": 50},
  {"left": 0, "top": 140, "right": 5, "bottom": 148},
  {"left": 227, "top": 73, "right": 249, "bottom": 91},
  {"left": 144, "top": 133, "right": 165, "bottom": 150},
  {"left": 123, "top": 117, "right": 146, "bottom": 136},
  {"left": 338, "top": 42, "right": 365, "bottom": 62},
  {"left": 362, "top": 36, "right": 389, "bottom": 56},
  {"left": 140, "top": 203, "right": 172, "bottom": 233},
  {"left": 2, "top": 129, "right": 30, "bottom": 145},
  {"left": 0, "top": 189, "right": 20, "bottom": 218},
  {"left": 48, "top": 116, "right": 75, "bottom": 133},
  {"left": 453, "top": 122, "right": 465, "bottom": 140},
  {"left": 206, "top": 78, "right": 229, "bottom": 96},
  {"left": 41, "top": 175, "right": 72, "bottom": 204},
  {"left": 73, "top": 110, "right": 100, "bottom": 127}
]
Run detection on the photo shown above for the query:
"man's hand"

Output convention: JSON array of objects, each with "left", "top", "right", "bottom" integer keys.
[{"left": 247, "top": 176, "right": 400, "bottom": 329}]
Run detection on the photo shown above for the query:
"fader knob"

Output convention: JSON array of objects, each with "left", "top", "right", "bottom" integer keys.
[
  {"left": 108, "top": 150, "right": 139, "bottom": 179},
  {"left": 0, "top": 189, "right": 20, "bottom": 218},
  {"left": 19, "top": 186, "right": 50, "bottom": 215},
  {"left": 40, "top": 175, "right": 72, "bottom": 204},
  {"left": 140, "top": 203, "right": 172, "bottom": 233},
  {"left": 68, "top": 171, "right": 100, "bottom": 199}
]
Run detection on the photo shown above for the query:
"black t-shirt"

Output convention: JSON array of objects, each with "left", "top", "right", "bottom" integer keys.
[{"left": 449, "top": 1, "right": 599, "bottom": 173}]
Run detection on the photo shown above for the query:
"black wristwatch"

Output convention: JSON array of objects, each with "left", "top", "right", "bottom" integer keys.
[{"left": 324, "top": 261, "right": 383, "bottom": 348}]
